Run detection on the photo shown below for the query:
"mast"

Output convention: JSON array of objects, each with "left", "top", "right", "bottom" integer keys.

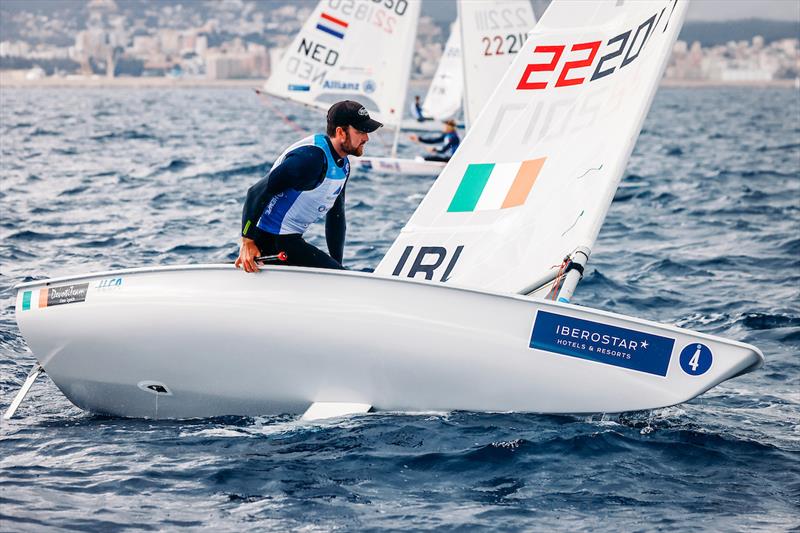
[
  {"left": 391, "top": 2, "right": 420, "bottom": 158},
  {"left": 390, "top": 123, "right": 401, "bottom": 158},
  {"left": 457, "top": 1, "right": 472, "bottom": 131},
  {"left": 556, "top": 247, "right": 590, "bottom": 303}
]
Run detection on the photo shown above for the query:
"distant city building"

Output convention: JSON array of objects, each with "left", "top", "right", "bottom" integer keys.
[
  {"left": 666, "top": 36, "right": 799, "bottom": 82},
  {"left": 206, "top": 43, "right": 268, "bottom": 80},
  {"left": 0, "top": 2, "right": 797, "bottom": 84}
]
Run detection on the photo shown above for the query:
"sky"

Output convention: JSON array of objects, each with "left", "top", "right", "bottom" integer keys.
[
  {"left": 426, "top": 0, "right": 800, "bottom": 23},
  {"left": 684, "top": 0, "right": 800, "bottom": 21}
]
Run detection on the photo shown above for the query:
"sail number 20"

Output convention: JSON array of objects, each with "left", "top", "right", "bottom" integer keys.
[{"left": 516, "top": 2, "right": 677, "bottom": 90}]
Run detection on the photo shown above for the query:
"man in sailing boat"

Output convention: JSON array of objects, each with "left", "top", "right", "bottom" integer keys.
[
  {"left": 235, "top": 100, "right": 382, "bottom": 273},
  {"left": 408, "top": 119, "right": 460, "bottom": 163},
  {"left": 411, "top": 95, "right": 432, "bottom": 122}
]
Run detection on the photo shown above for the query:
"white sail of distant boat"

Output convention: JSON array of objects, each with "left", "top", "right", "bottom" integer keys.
[
  {"left": 377, "top": 0, "right": 688, "bottom": 297},
  {"left": 421, "top": 19, "right": 464, "bottom": 121},
  {"left": 458, "top": 0, "right": 538, "bottom": 129},
  {"left": 262, "top": 1, "right": 420, "bottom": 127}
]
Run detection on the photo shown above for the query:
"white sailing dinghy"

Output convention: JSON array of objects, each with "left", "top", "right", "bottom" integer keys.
[
  {"left": 7, "top": 0, "right": 763, "bottom": 421},
  {"left": 458, "top": 0, "right": 538, "bottom": 129},
  {"left": 414, "top": 20, "right": 464, "bottom": 124},
  {"left": 373, "top": 1, "right": 539, "bottom": 174},
  {"left": 259, "top": 0, "right": 445, "bottom": 177}
]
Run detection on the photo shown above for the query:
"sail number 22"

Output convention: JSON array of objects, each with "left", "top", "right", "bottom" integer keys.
[{"left": 516, "top": 1, "right": 677, "bottom": 90}]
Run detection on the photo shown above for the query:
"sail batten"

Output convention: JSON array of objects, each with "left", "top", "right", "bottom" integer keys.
[{"left": 376, "top": 0, "right": 689, "bottom": 296}]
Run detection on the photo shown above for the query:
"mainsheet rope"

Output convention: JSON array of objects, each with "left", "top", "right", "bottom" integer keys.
[{"left": 254, "top": 89, "right": 392, "bottom": 152}]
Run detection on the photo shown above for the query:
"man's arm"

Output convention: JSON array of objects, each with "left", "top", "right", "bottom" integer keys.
[
  {"left": 417, "top": 133, "right": 445, "bottom": 145},
  {"left": 237, "top": 146, "right": 326, "bottom": 273},
  {"left": 240, "top": 146, "right": 327, "bottom": 239},
  {"left": 325, "top": 184, "right": 346, "bottom": 264}
]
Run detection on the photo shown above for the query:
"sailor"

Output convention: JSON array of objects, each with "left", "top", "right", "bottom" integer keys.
[
  {"left": 411, "top": 95, "right": 431, "bottom": 122},
  {"left": 235, "top": 100, "right": 382, "bottom": 272},
  {"left": 408, "top": 119, "right": 460, "bottom": 162}
]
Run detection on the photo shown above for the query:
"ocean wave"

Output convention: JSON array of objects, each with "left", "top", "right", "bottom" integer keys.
[
  {"left": 91, "top": 130, "right": 157, "bottom": 142},
  {"left": 190, "top": 161, "right": 273, "bottom": 181}
]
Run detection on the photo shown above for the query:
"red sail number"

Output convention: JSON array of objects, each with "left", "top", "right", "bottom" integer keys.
[
  {"left": 517, "top": 40, "right": 603, "bottom": 90},
  {"left": 555, "top": 41, "right": 601, "bottom": 87},
  {"left": 516, "top": 45, "right": 564, "bottom": 90}
]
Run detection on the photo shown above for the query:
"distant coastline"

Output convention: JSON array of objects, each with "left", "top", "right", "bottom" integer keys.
[{"left": 1, "top": 71, "right": 796, "bottom": 90}]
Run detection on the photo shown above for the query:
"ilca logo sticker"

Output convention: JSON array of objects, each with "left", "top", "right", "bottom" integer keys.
[
  {"left": 96, "top": 277, "right": 123, "bottom": 290},
  {"left": 679, "top": 343, "right": 713, "bottom": 376}
]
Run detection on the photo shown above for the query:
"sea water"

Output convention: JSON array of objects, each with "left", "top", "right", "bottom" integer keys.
[{"left": 1, "top": 87, "right": 798, "bottom": 531}]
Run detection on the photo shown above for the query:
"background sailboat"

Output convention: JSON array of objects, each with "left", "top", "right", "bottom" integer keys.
[
  {"left": 459, "top": 0, "right": 538, "bottom": 129},
  {"left": 262, "top": 0, "right": 419, "bottom": 135},
  {"left": 421, "top": 19, "right": 464, "bottom": 122},
  {"left": 361, "top": 1, "right": 538, "bottom": 175},
  {"left": 260, "top": 0, "right": 451, "bottom": 176}
]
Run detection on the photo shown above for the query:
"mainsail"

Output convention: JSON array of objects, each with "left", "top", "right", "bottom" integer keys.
[
  {"left": 422, "top": 20, "right": 464, "bottom": 121},
  {"left": 458, "top": 0, "right": 538, "bottom": 129},
  {"left": 262, "top": 0, "right": 420, "bottom": 127},
  {"left": 376, "top": 0, "right": 688, "bottom": 295}
]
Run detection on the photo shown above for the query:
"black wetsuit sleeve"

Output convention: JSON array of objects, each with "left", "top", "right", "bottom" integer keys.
[
  {"left": 418, "top": 133, "right": 445, "bottom": 144},
  {"left": 241, "top": 146, "right": 327, "bottom": 237},
  {"left": 325, "top": 184, "right": 346, "bottom": 263},
  {"left": 437, "top": 134, "right": 459, "bottom": 154}
]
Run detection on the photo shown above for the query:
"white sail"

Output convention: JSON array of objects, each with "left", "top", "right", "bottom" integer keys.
[
  {"left": 262, "top": 0, "right": 420, "bottom": 127},
  {"left": 376, "top": 0, "right": 689, "bottom": 295},
  {"left": 458, "top": 0, "right": 538, "bottom": 129},
  {"left": 422, "top": 20, "right": 463, "bottom": 121}
]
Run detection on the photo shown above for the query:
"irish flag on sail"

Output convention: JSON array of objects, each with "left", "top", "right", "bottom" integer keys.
[{"left": 448, "top": 158, "right": 546, "bottom": 212}]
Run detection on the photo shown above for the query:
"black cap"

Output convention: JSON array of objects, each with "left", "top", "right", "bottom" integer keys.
[{"left": 327, "top": 100, "right": 383, "bottom": 133}]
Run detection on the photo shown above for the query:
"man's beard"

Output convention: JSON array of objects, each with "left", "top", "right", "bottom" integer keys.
[{"left": 342, "top": 135, "right": 365, "bottom": 156}]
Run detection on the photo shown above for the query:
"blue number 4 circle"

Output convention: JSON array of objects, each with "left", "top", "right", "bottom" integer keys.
[{"left": 679, "top": 343, "right": 713, "bottom": 375}]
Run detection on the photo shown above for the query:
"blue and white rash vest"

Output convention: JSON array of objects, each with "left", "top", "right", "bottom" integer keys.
[{"left": 256, "top": 134, "right": 349, "bottom": 235}]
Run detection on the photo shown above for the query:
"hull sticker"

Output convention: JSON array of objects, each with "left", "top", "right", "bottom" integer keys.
[
  {"left": 679, "top": 343, "right": 713, "bottom": 375},
  {"left": 95, "top": 277, "right": 123, "bottom": 290},
  {"left": 530, "top": 310, "right": 675, "bottom": 377},
  {"left": 45, "top": 283, "right": 89, "bottom": 307}
]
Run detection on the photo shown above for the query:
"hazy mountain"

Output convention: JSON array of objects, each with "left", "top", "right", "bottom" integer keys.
[{"left": 679, "top": 19, "right": 800, "bottom": 46}]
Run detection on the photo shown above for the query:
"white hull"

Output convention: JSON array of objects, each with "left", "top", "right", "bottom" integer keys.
[
  {"left": 14, "top": 266, "right": 762, "bottom": 419},
  {"left": 400, "top": 118, "right": 464, "bottom": 133},
  {"left": 354, "top": 156, "right": 445, "bottom": 176}
]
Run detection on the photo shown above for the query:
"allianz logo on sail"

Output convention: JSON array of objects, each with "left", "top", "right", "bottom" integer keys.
[{"left": 321, "top": 79, "right": 376, "bottom": 93}]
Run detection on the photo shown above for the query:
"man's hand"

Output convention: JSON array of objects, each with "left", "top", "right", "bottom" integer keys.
[
  {"left": 235, "top": 237, "right": 262, "bottom": 273},
  {"left": 408, "top": 134, "right": 419, "bottom": 142}
]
